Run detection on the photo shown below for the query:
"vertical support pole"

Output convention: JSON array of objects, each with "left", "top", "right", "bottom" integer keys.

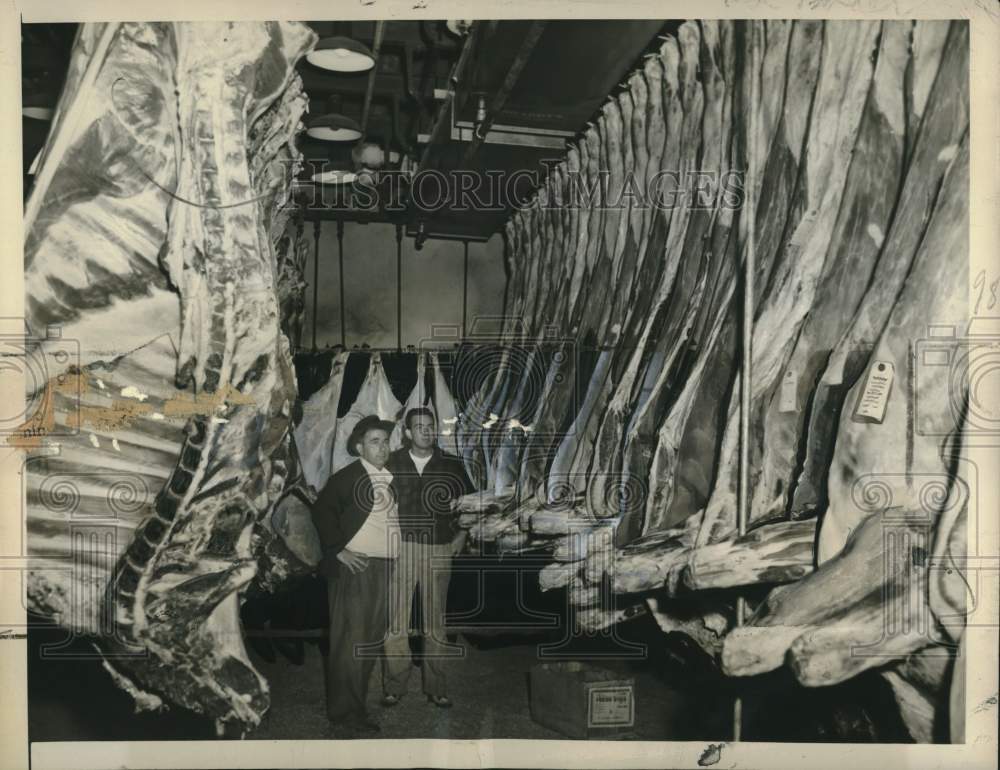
[
  {"left": 462, "top": 240, "right": 470, "bottom": 339},
  {"left": 312, "top": 220, "right": 321, "bottom": 351},
  {"left": 337, "top": 220, "right": 346, "bottom": 348},
  {"left": 734, "top": 20, "right": 759, "bottom": 744},
  {"left": 396, "top": 224, "right": 403, "bottom": 352}
]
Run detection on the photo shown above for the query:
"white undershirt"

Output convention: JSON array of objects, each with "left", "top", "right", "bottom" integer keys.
[
  {"left": 409, "top": 451, "right": 432, "bottom": 475},
  {"left": 344, "top": 459, "right": 400, "bottom": 557}
]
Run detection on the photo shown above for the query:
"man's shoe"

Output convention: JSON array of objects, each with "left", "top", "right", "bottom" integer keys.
[
  {"left": 347, "top": 714, "right": 381, "bottom": 734},
  {"left": 381, "top": 693, "right": 401, "bottom": 707},
  {"left": 427, "top": 694, "right": 453, "bottom": 708},
  {"left": 329, "top": 712, "right": 381, "bottom": 736}
]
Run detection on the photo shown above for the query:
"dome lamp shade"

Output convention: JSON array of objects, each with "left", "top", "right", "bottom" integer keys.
[
  {"left": 307, "top": 37, "right": 375, "bottom": 73},
  {"left": 306, "top": 113, "right": 363, "bottom": 142}
]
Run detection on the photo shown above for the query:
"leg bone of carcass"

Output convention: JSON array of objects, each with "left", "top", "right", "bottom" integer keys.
[{"left": 722, "top": 509, "right": 951, "bottom": 681}]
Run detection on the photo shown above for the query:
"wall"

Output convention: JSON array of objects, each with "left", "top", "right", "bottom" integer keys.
[{"left": 301, "top": 222, "right": 506, "bottom": 350}]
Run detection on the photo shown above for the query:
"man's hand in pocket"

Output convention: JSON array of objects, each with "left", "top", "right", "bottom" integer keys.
[{"left": 336, "top": 549, "right": 368, "bottom": 573}]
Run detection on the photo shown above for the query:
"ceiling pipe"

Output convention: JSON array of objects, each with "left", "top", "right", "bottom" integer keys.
[{"left": 360, "top": 20, "right": 386, "bottom": 139}]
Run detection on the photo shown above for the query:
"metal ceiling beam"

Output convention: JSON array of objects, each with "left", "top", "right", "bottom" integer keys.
[
  {"left": 417, "top": 21, "right": 483, "bottom": 174},
  {"left": 459, "top": 20, "right": 546, "bottom": 168}
]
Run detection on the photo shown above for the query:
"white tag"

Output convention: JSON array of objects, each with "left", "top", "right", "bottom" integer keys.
[
  {"left": 588, "top": 686, "right": 634, "bottom": 727},
  {"left": 854, "top": 360, "right": 895, "bottom": 423},
  {"left": 779, "top": 370, "right": 798, "bottom": 413}
]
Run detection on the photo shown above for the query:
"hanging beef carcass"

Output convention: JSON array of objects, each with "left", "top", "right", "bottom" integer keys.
[
  {"left": 747, "top": 20, "right": 913, "bottom": 524},
  {"left": 390, "top": 352, "right": 428, "bottom": 450},
  {"left": 790, "top": 21, "right": 969, "bottom": 518},
  {"left": 21, "top": 21, "right": 318, "bottom": 733},
  {"left": 330, "top": 352, "right": 403, "bottom": 474},
  {"left": 429, "top": 351, "right": 463, "bottom": 457},
  {"left": 294, "top": 350, "right": 350, "bottom": 490},
  {"left": 722, "top": 130, "right": 971, "bottom": 742}
]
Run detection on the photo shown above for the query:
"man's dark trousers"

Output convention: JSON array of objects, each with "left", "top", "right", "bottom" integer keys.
[{"left": 325, "top": 557, "right": 393, "bottom": 721}]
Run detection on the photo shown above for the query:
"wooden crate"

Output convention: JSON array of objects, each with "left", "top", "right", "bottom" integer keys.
[{"left": 528, "top": 661, "right": 636, "bottom": 739}]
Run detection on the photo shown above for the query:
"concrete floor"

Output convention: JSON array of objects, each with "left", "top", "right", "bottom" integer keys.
[
  {"left": 248, "top": 635, "right": 691, "bottom": 740},
  {"left": 27, "top": 607, "right": 913, "bottom": 743}
]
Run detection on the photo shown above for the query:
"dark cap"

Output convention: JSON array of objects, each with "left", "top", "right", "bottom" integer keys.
[{"left": 347, "top": 414, "right": 396, "bottom": 456}]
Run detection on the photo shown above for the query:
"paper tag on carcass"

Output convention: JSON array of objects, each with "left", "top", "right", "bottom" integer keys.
[
  {"left": 778, "top": 370, "right": 798, "bottom": 413},
  {"left": 853, "top": 360, "right": 894, "bottom": 423}
]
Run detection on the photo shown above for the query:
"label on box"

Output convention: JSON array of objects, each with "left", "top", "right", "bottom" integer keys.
[
  {"left": 779, "top": 370, "right": 798, "bottom": 413},
  {"left": 853, "top": 360, "right": 894, "bottom": 423},
  {"left": 588, "top": 686, "right": 634, "bottom": 727}
]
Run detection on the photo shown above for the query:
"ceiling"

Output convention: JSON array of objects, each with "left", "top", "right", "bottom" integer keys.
[{"left": 21, "top": 20, "right": 674, "bottom": 244}]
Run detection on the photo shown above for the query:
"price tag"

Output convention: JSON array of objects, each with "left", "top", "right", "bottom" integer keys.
[
  {"left": 779, "top": 370, "right": 798, "bottom": 413},
  {"left": 853, "top": 360, "right": 895, "bottom": 423}
]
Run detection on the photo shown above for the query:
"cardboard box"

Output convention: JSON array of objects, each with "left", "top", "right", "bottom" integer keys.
[{"left": 528, "top": 661, "right": 636, "bottom": 739}]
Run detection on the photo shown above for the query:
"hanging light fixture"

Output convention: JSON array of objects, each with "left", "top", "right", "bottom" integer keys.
[
  {"left": 310, "top": 169, "right": 357, "bottom": 185},
  {"left": 306, "top": 112, "right": 362, "bottom": 142},
  {"left": 307, "top": 36, "right": 375, "bottom": 73}
]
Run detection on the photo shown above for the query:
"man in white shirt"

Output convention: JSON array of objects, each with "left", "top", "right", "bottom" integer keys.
[{"left": 311, "top": 415, "right": 400, "bottom": 734}]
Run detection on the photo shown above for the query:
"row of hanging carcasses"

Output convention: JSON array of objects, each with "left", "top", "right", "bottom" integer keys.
[
  {"left": 294, "top": 351, "right": 464, "bottom": 491},
  {"left": 450, "top": 19, "right": 972, "bottom": 742}
]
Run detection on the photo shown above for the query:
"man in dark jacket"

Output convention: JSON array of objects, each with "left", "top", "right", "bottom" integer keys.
[
  {"left": 311, "top": 414, "right": 399, "bottom": 734},
  {"left": 381, "top": 407, "right": 474, "bottom": 708}
]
